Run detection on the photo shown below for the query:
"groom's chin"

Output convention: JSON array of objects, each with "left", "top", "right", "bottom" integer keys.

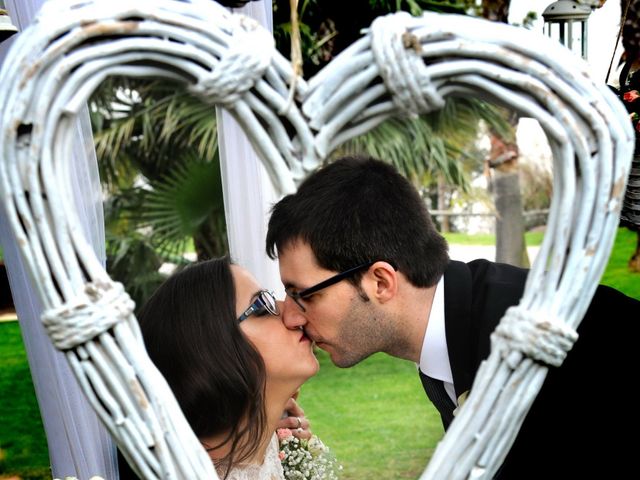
[
  {"left": 333, "top": 349, "right": 376, "bottom": 369},
  {"left": 327, "top": 349, "right": 363, "bottom": 369},
  {"left": 316, "top": 342, "right": 342, "bottom": 366},
  {"left": 315, "top": 342, "right": 360, "bottom": 368}
]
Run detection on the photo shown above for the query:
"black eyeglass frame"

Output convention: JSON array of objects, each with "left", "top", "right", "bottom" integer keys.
[
  {"left": 286, "top": 260, "right": 395, "bottom": 312},
  {"left": 237, "top": 289, "right": 279, "bottom": 322}
]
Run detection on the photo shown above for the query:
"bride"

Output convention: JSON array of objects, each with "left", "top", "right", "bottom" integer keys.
[{"left": 119, "top": 256, "right": 319, "bottom": 479}]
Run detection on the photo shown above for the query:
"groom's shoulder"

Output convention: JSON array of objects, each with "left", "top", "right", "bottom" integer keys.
[
  {"left": 465, "top": 258, "right": 528, "bottom": 285},
  {"left": 589, "top": 283, "right": 639, "bottom": 315}
]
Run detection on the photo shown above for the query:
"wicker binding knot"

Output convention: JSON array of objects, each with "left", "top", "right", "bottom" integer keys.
[
  {"left": 0, "top": 1, "right": 634, "bottom": 478},
  {"left": 492, "top": 306, "right": 579, "bottom": 368},
  {"left": 41, "top": 281, "right": 135, "bottom": 350},
  {"left": 189, "top": 14, "right": 274, "bottom": 107},
  {"left": 371, "top": 12, "right": 445, "bottom": 118}
]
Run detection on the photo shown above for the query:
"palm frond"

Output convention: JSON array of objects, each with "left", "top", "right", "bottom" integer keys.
[
  {"left": 335, "top": 97, "right": 502, "bottom": 192},
  {"left": 91, "top": 78, "right": 219, "bottom": 179},
  {"left": 139, "top": 153, "right": 224, "bottom": 258}
]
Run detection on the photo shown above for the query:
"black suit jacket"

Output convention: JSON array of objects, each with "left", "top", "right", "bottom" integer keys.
[{"left": 422, "top": 259, "right": 638, "bottom": 478}]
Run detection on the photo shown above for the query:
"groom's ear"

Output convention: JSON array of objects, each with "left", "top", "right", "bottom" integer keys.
[{"left": 367, "top": 261, "right": 398, "bottom": 304}]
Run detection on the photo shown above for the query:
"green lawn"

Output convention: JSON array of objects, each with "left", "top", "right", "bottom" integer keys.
[
  {"left": 1, "top": 227, "right": 637, "bottom": 478},
  {"left": 0, "top": 322, "right": 50, "bottom": 479},
  {"left": 443, "top": 230, "right": 545, "bottom": 247},
  {"left": 0, "top": 322, "right": 442, "bottom": 479},
  {"left": 598, "top": 227, "right": 640, "bottom": 299},
  {"left": 444, "top": 227, "right": 640, "bottom": 300},
  {"left": 299, "top": 351, "right": 442, "bottom": 479}
]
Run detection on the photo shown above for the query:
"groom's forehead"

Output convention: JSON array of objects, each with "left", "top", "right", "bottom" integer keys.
[
  {"left": 279, "top": 238, "right": 318, "bottom": 265},
  {"left": 279, "top": 241, "right": 335, "bottom": 285}
]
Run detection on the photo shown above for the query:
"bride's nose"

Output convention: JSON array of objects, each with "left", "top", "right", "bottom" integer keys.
[{"left": 281, "top": 296, "right": 308, "bottom": 330}]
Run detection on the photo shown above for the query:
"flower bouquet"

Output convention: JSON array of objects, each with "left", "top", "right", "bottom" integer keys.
[{"left": 276, "top": 428, "right": 342, "bottom": 479}]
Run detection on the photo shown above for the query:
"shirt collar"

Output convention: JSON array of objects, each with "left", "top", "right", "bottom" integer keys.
[{"left": 417, "top": 275, "right": 453, "bottom": 384}]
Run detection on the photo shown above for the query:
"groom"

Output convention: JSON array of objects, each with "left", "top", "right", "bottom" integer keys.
[{"left": 266, "top": 155, "right": 638, "bottom": 478}]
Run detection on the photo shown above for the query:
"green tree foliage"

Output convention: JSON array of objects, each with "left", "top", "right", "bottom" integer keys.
[
  {"left": 273, "top": 1, "right": 479, "bottom": 77},
  {"left": 91, "top": 1, "right": 509, "bottom": 305},
  {"left": 91, "top": 79, "right": 228, "bottom": 308}
]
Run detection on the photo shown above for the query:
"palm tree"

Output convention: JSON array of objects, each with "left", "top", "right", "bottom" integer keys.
[
  {"left": 473, "top": 0, "right": 533, "bottom": 267},
  {"left": 90, "top": 0, "right": 512, "bottom": 306},
  {"left": 278, "top": 0, "right": 529, "bottom": 258},
  {"left": 335, "top": 99, "right": 509, "bottom": 231},
  {"left": 91, "top": 78, "right": 227, "bottom": 308}
]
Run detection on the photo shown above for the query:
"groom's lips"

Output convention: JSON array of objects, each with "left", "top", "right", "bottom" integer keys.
[{"left": 305, "top": 331, "right": 320, "bottom": 344}]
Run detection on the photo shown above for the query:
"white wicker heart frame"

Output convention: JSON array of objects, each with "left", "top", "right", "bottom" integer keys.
[{"left": 0, "top": 0, "right": 633, "bottom": 478}]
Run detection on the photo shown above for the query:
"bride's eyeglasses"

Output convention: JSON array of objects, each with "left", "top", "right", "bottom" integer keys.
[{"left": 237, "top": 290, "right": 279, "bottom": 322}]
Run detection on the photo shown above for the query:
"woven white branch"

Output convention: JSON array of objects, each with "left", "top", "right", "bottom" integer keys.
[{"left": 0, "top": 1, "right": 633, "bottom": 479}]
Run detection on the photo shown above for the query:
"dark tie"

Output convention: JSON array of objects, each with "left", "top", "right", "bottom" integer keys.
[{"left": 419, "top": 372, "right": 455, "bottom": 429}]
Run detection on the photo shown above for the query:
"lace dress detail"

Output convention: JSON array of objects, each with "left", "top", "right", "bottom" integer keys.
[{"left": 223, "top": 433, "right": 284, "bottom": 480}]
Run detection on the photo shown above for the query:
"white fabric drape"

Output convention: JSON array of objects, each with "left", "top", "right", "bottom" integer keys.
[
  {"left": 217, "top": 0, "right": 284, "bottom": 296},
  {"left": 0, "top": 0, "right": 280, "bottom": 477},
  {"left": 0, "top": 1, "right": 117, "bottom": 478}
]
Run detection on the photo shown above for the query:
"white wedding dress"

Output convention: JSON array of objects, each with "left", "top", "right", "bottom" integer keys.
[{"left": 223, "top": 433, "right": 284, "bottom": 480}]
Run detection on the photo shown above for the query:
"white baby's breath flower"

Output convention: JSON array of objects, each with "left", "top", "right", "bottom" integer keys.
[{"left": 277, "top": 428, "right": 341, "bottom": 479}]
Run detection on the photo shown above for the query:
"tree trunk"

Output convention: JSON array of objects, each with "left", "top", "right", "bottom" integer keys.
[
  {"left": 437, "top": 173, "right": 451, "bottom": 233},
  {"left": 482, "top": 0, "right": 510, "bottom": 23},
  {"left": 480, "top": 0, "right": 528, "bottom": 266},
  {"left": 493, "top": 165, "right": 529, "bottom": 267},
  {"left": 488, "top": 132, "right": 529, "bottom": 267}
]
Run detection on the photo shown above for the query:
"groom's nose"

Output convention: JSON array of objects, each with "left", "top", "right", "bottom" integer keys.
[{"left": 281, "top": 296, "right": 308, "bottom": 329}]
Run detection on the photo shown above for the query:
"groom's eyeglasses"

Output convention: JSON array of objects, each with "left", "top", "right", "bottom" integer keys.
[
  {"left": 286, "top": 260, "right": 393, "bottom": 312},
  {"left": 238, "top": 290, "right": 279, "bottom": 322}
]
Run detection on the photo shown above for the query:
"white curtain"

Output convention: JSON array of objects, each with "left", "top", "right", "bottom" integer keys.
[
  {"left": 0, "top": 0, "right": 117, "bottom": 478},
  {"left": 218, "top": 0, "right": 284, "bottom": 296},
  {"left": 0, "top": 0, "right": 279, "bottom": 477}
]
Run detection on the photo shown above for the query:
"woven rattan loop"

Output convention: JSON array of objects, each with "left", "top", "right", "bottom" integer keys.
[
  {"left": 370, "top": 12, "right": 444, "bottom": 117},
  {"left": 41, "top": 281, "right": 135, "bottom": 350},
  {"left": 189, "top": 15, "right": 273, "bottom": 107},
  {"left": 492, "top": 306, "right": 579, "bottom": 368},
  {"left": 0, "top": 2, "right": 633, "bottom": 478}
]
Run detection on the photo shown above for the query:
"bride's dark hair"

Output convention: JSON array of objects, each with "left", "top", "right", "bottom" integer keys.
[{"left": 133, "top": 256, "right": 267, "bottom": 477}]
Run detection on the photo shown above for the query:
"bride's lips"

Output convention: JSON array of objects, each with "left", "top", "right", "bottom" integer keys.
[{"left": 299, "top": 331, "right": 311, "bottom": 342}]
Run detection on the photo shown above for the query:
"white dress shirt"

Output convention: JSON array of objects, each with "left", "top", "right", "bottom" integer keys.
[{"left": 417, "top": 276, "right": 457, "bottom": 404}]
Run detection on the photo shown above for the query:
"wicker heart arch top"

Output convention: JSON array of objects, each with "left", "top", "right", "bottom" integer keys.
[{"left": 0, "top": 0, "right": 633, "bottom": 478}]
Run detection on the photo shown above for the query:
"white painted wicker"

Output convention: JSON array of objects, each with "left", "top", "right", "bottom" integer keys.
[{"left": 0, "top": 0, "right": 633, "bottom": 478}]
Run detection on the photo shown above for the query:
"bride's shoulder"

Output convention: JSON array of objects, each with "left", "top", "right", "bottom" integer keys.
[{"left": 223, "top": 434, "right": 284, "bottom": 480}]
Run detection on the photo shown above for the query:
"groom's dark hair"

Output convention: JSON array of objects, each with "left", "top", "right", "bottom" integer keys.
[{"left": 267, "top": 155, "right": 449, "bottom": 287}]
